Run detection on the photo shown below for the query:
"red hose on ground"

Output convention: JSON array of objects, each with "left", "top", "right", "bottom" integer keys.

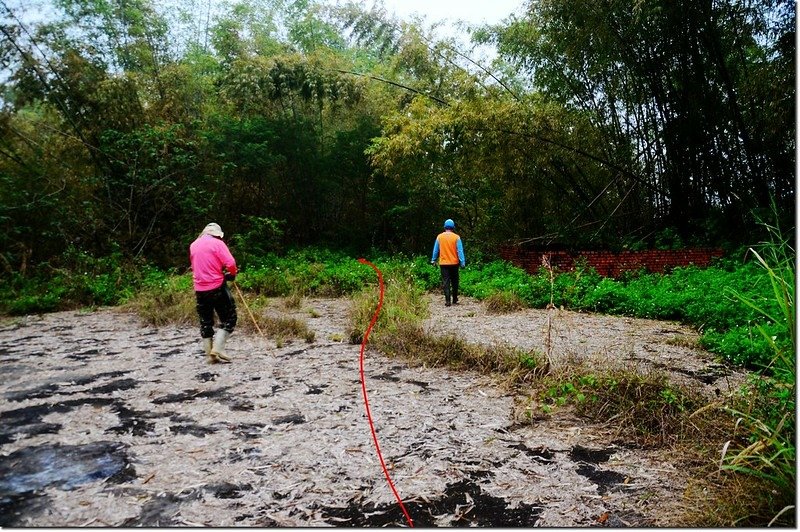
[{"left": 357, "top": 258, "right": 414, "bottom": 528}]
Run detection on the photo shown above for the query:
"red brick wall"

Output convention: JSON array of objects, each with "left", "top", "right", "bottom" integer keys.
[{"left": 498, "top": 246, "right": 724, "bottom": 277}]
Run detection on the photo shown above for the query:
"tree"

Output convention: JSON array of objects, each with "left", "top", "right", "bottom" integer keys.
[{"left": 482, "top": 0, "right": 795, "bottom": 242}]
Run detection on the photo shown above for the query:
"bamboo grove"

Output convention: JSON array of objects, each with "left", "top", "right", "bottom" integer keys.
[{"left": 0, "top": 0, "right": 794, "bottom": 271}]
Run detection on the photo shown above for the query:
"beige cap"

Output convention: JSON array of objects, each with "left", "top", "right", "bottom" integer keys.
[{"left": 202, "top": 222, "right": 224, "bottom": 238}]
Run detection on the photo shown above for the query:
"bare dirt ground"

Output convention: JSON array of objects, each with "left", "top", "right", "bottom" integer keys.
[{"left": 0, "top": 295, "right": 747, "bottom": 527}]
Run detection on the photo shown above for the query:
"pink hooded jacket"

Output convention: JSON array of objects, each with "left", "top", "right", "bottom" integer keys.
[{"left": 189, "top": 234, "right": 238, "bottom": 291}]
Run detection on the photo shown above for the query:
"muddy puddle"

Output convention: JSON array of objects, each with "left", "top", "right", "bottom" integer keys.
[{"left": 0, "top": 296, "right": 745, "bottom": 526}]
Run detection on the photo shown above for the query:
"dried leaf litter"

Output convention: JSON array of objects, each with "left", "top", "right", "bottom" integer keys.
[{"left": 0, "top": 295, "right": 746, "bottom": 526}]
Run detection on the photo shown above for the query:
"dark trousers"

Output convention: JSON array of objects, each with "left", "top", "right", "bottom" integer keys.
[
  {"left": 440, "top": 265, "right": 460, "bottom": 304},
  {"left": 195, "top": 283, "right": 237, "bottom": 338}
]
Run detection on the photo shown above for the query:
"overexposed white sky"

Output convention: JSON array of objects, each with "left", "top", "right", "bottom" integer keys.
[
  {"left": 8, "top": 0, "right": 525, "bottom": 35},
  {"left": 360, "top": 0, "right": 523, "bottom": 26}
]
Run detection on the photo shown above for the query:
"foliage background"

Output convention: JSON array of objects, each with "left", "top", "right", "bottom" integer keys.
[{"left": 0, "top": 0, "right": 794, "bottom": 273}]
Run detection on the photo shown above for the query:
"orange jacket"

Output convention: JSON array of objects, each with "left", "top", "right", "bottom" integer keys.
[{"left": 432, "top": 230, "right": 465, "bottom": 266}]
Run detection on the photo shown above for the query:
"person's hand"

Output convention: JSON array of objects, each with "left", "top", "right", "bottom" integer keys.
[{"left": 224, "top": 273, "right": 236, "bottom": 282}]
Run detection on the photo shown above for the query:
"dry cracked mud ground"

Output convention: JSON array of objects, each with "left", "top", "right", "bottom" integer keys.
[{"left": 0, "top": 295, "right": 747, "bottom": 527}]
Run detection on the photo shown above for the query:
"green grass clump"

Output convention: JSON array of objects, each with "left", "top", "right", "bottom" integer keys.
[
  {"left": 484, "top": 290, "right": 525, "bottom": 314},
  {"left": 348, "top": 277, "right": 547, "bottom": 385},
  {"left": 535, "top": 369, "right": 705, "bottom": 445},
  {"left": 120, "top": 272, "right": 195, "bottom": 326},
  {"left": 348, "top": 276, "right": 429, "bottom": 344}
]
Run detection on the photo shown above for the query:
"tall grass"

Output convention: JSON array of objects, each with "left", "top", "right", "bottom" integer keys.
[
  {"left": 717, "top": 221, "right": 795, "bottom": 522},
  {"left": 122, "top": 270, "right": 315, "bottom": 345},
  {"left": 120, "top": 271, "right": 195, "bottom": 326},
  {"left": 348, "top": 274, "right": 429, "bottom": 345},
  {"left": 348, "top": 276, "right": 548, "bottom": 384},
  {"left": 530, "top": 368, "right": 711, "bottom": 446}
]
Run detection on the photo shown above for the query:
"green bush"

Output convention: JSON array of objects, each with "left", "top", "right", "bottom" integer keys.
[
  {"left": 0, "top": 243, "right": 787, "bottom": 374},
  {"left": 239, "top": 266, "right": 293, "bottom": 295},
  {"left": 581, "top": 276, "right": 629, "bottom": 314},
  {"left": 0, "top": 246, "right": 153, "bottom": 314},
  {"left": 5, "top": 286, "right": 65, "bottom": 314},
  {"left": 236, "top": 248, "right": 378, "bottom": 296},
  {"left": 700, "top": 323, "right": 786, "bottom": 369},
  {"left": 460, "top": 260, "right": 537, "bottom": 302}
]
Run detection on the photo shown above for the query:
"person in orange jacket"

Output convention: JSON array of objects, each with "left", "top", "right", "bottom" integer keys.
[{"left": 430, "top": 219, "right": 466, "bottom": 306}]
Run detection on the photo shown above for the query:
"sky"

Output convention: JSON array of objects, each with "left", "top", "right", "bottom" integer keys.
[
  {"left": 338, "top": 0, "right": 525, "bottom": 54},
  {"left": 351, "top": 0, "right": 524, "bottom": 27},
  {"left": 378, "top": 0, "right": 522, "bottom": 25},
  {"left": 6, "top": 0, "right": 526, "bottom": 36}
]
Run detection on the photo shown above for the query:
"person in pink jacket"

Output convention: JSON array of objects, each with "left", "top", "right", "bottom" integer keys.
[{"left": 189, "top": 222, "right": 238, "bottom": 363}]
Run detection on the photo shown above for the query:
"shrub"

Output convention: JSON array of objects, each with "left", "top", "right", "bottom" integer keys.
[
  {"left": 461, "top": 260, "right": 536, "bottom": 302},
  {"left": 0, "top": 247, "right": 155, "bottom": 314},
  {"left": 237, "top": 248, "right": 376, "bottom": 297}
]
